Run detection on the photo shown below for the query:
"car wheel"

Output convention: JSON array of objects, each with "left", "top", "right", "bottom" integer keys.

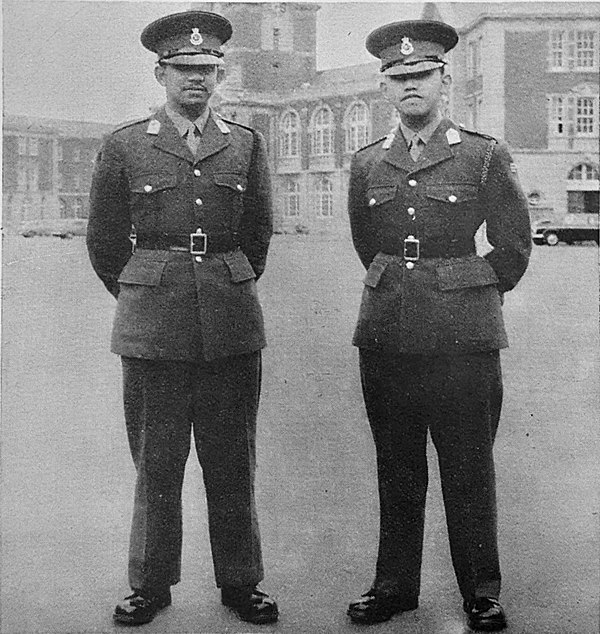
[{"left": 544, "top": 232, "right": 559, "bottom": 246}]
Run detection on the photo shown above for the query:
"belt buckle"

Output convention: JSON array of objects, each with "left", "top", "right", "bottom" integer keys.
[
  {"left": 403, "top": 235, "right": 420, "bottom": 261},
  {"left": 190, "top": 227, "right": 207, "bottom": 259}
]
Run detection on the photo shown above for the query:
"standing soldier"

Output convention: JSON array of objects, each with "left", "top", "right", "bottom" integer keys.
[
  {"left": 346, "top": 20, "right": 531, "bottom": 631},
  {"left": 87, "top": 10, "right": 278, "bottom": 627}
]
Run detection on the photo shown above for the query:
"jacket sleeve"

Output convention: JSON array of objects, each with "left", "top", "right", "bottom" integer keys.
[
  {"left": 348, "top": 152, "right": 378, "bottom": 270},
  {"left": 86, "top": 133, "right": 133, "bottom": 298},
  {"left": 239, "top": 130, "right": 273, "bottom": 281},
  {"left": 482, "top": 141, "right": 532, "bottom": 293}
]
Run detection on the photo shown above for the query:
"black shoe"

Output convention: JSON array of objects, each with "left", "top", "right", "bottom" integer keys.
[
  {"left": 113, "top": 589, "right": 172, "bottom": 625},
  {"left": 221, "top": 585, "right": 279, "bottom": 624},
  {"left": 347, "top": 588, "right": 418, "bottom": 624},
  {"left": 464, "top": 597, "right": 507, "bottom": 631}
]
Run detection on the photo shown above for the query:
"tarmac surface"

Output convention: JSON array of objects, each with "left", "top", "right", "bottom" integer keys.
[{"left": 1, "top": 234, "right": 598, "bottom": 634}]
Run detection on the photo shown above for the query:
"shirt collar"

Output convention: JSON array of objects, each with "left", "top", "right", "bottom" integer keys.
[
  {"left": 399, "top": 113, "right": 443, "bottom": 147},
  {"left": 165, "top": 105, "right": 211, "bottom": 137}
]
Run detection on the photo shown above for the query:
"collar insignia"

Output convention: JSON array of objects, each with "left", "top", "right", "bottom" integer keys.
[
  {"left": 382, "top": 128, "right": 396, "bottom": 150},
  {"left": 446, "top": 128, "right": 461, "bottom": 145},
  {"left": 400, "top": 37, "right": 414, "bottom": 56},
  {"left": 214, "top": 115, "right": 230, "bottom": 134},
  {"left": 146, "top": 120, "right": 160, "bottom": 135},
  {"left": 190, "top": 28, "right": 203, "bottom": 46}
]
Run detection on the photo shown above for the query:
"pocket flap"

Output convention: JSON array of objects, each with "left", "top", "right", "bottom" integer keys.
[
  {"left": 426, "top": 184, "right": 479, "bottom": 203},
  {"left": 224, "top": 251, "right": 256, "bottom": 283},
  {"left": 364, "top": 257, "right": 389, "bottom": 288},
  {"left": 436, "top": 258, "right": 499, "bottom": 291},
  {"left": 214, "top": 173, "right": 248, "bottom": 193},
  {"left": 130, "top": 173, "right": 177, "bottom": 194},
  {"left": 366, "top": 185, "right": 397, "bottom": 207},
  {"left": 118, "top": 257, "right": 167, "bottom": 286}
]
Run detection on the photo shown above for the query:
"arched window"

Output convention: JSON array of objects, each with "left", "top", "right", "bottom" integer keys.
[
  {"left": 568, "top": 163, "right": 599, "bottom": 180},
  {"left": 345, "top": 102, "right": 370, "bottom": 152},
  {"left": 279, "top": 111, "right": 300, "bottom": 158},
  {"left": 311, "top": 106, "right": 334, "bottom": 156},
  {"left": 282, "top": 178, "right": 300, "bottom": 217},
  {"left": 315, "top": 175, "right": 333, "bottom": 217}
]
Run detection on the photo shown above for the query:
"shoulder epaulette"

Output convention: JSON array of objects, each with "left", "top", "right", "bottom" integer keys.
[
  {"left": 218, "top": 117, "right": 255, "bottom": 133},
  {"left": 111, "top": 115, "right": 152, "bottom": 134},
  {"left": 356, "top": 136, "right": 387, "bottom": 153},
  {"left": 458, "top": 124, "right": 496, "bottom": 141}
]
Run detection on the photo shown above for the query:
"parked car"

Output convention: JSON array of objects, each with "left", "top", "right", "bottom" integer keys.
[{"left": 532, "top": 214, "right": 599, "bottom": 246}]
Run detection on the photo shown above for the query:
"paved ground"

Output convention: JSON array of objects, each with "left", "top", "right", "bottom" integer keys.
[{"left": 1, "top": 234, "right": 598, "bottom": 634}]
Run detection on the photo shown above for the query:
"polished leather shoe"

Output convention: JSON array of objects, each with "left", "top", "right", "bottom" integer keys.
[
  {"left": 347, "top": 589, "right": 418, "bottom": 624},
  {"left": 221, "top": 585, "right": 279, "bottom": 624},
  {"left": 113, "top": 588, "right": 171, "bottom": 625},
  {"left": 464, "top": 597, "right": 507, "bottom": 631}
]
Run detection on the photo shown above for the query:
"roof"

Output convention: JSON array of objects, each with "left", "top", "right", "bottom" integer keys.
[{"left": 3, "top": 114, "right": 114, "bottom": 138}]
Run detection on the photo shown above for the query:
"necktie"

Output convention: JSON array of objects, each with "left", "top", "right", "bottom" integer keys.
[
  {"left": 409, "top": 135, "right": 424, "bottom": 162},
  {"left": 186, "top": 124, "right": 202, "bottom": 155}
]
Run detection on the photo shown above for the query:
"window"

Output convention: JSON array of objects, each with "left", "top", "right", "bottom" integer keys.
[
  {"left": 73, "top": 198, "right": 85, "bottom": 218},
  {"left": 550, "top": 30, "right": 598, "bottom": 71},
  {"left": 311, "top": 107, "right": 334, "bottom": 156},
  {"left": 467, "top": 37, "right": 482, "bottom": 78},
  {"left": 73, "top": 147, "right": 81, "bottom": 162},
  {"left": 73, "top": 174, "right": 82, "bottom": 191},
  {"left": 28, "top": 138, "right": 39, "bottom": 156},
  {"left": 57, "top": 144, "right": 63, "bottom": 161},
  {"left": 568, "top": 163, "right": 599, "bottom": 180},
  {"left": 279, "top": 111, "right": 300, "bottom": 157},
  {"left": 18, "top": 137, "right": 27, "bottom": 155},
  {"left": 282, "top": 178, "right": 300, "bottom": 217},
  {"left": 550, "top": 93, "right": 598, "bottom": 137},
  {"left": 314, "top": 175, "right": 333, "bottom": 217},
  {"left": 261, "top": 5, "right": 292, "bottom": 52},
  {"left": 345, "top": 103, "right": 370, "bottom": 153}
]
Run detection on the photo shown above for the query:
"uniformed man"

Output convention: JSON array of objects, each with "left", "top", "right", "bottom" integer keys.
[
  {"left": 346, "top": 20, "right": 531, "bottom": 631},
  {"left": 87, "top": 10, "right": 278, "bottom": 626}
]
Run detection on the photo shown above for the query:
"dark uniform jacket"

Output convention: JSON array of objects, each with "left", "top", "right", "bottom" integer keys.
[
  {"left": 349, "top": 118, "right": 531, "bottom": 355},
  {"left": 87, "top": 107, "right": 273, "bottom": 362}
]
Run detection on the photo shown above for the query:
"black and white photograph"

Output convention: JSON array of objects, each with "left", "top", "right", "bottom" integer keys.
[{"left": 2, "top": 1, "right": 599, "bottom": 632}]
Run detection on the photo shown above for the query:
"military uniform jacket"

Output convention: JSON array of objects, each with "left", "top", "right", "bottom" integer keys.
[
  {"left": 349, "top": 118, "right": 531, "bottom": 355},
  {"left": 87, "top": 107, "right": 273, "bottom": 362}
]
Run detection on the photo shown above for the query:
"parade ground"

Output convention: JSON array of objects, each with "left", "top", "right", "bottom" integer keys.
[{"left": 1, "top": 234, "right": 598, "bottom": 634}]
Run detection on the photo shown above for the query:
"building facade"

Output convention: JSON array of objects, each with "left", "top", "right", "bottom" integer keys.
[{"left": 3, "top": 2, "right": 599, "bottom": 233}]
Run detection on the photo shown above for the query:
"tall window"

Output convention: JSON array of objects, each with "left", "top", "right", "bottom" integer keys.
[
  {"left": 261, "top": 5, "right": 293, "bottom": 52},
  {"left": 550, "top": 30, "right": 598, "bottom": 71},
  {"left": 279, "top": 111, "right": 300, "bottom": 157},
  {"left": 345, "top": 103, "right": 369, "bottom": 153},
  {"left": 314, "top": 175, "right": 333, "bottom": 217},
  {"left": 467, "top": 37, "right": 482, "bottom": 78},
  {"left": 311, "top": 107, "right": 334, "bottom": 156},
  {"left": 73, "top": 147, "right": 81, "bottom": 162},
  {"left": 550, "top": 93, "right": 598, "bottom": 137},
  {"left": 568, "top": 163, "right": 599, "bottom": 180},
  {"left": 282, "top": 178, "right": 300, "bottom": 217}
]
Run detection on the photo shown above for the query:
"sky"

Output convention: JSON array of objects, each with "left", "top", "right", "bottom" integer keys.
[{"left": 3, "top": 1, "right": 599, "bottom": 124}]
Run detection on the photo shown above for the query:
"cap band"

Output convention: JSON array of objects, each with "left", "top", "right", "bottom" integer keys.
[
  {"left": 381, "top": 55, "right": 445, "bottom": 73},
  {"left": 161, "top": 48, "right": 224, "bottom": 61}
]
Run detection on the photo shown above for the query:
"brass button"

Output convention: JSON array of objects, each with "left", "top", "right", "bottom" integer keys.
[
  {"left": 407, "top": 207, "right": 415, "bottom": 216},
  {"left": 195, "top": 198, "right": 203, "bottom": 206},
  {"left": 368, "top": 198, "right": 376, "bottom": 207},
  {"left": 195, "top": 256, "right": 203, "bottom": 263},
  {"left": 448, "top": 195, "right": 457, "bottom": 203},
  {"left": 236, "top": 184, "right": 244, "bottom": 192},
  {"left": 144, "top": 184, "right": 152, "bottom": 192},
  {"left": 406, "top": 261, "right": 415, "bottom": 270},
  {"left": 408, "top": 179, "right": 417, "bottom": 187},
  {"left": 194, "top": 169, "right": 201, "bottom": 177}
]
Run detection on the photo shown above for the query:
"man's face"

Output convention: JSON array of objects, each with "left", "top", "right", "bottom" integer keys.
[
  {"left": 155, "top": 63, "right": 222, "bottom": 114},
  {"left": 383, "top": 68, "right": 451, "bottom": 124}
]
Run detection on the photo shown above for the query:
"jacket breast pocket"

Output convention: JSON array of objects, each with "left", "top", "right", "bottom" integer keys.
[
  {"left": 436, "top": 257, "right": 499, "bottom": 291},
  {"left": 366, "top": 184, "right": 397, "bottom": 208},
  {"left": 214, "top": 173, "right": 248, "bottom": 194},
  {"left": 426, "top": 183, "right": 479, "bottom": 205},
  {"left": 118, "top": 255, "right": 168, "bottom": 286},
  {"left": 129, "top": 173, "right": 178, "bottom": 195},
  {"left": 224, "top": 250, "right": 256, "bottom": 283}
]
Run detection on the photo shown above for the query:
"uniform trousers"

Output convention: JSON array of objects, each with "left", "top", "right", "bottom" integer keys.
[
  {"left": 359, "top": 349, "right": 503, "bottom": 604},
  {"left": 121, "top": 352, "right": 264, "bottom": 593}
]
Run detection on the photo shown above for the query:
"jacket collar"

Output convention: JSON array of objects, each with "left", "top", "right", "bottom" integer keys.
[
  {"left": 150, "top": 107, "right": 230, "bottom": 164},
  {"left": 384, "top": 118, "right": 457, "bottom": 174}
]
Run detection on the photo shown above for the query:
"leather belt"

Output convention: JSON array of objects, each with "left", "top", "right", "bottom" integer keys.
[
  {"left": 380, "top": 238, "right": 475, "bottom": 260},
  {"left": 136, "top": 232, "right": 240, "bottom": 255}
]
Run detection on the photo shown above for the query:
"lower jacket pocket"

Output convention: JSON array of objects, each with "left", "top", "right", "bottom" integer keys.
[
  {"left": 224, "top": 251, "right": 256, "bottom": 283},
  {"left": 436, "top": 257, "right": 499, "bottom": 291},
  {"left": 118, "top": 257, "right": 167, "bottom": 286}
]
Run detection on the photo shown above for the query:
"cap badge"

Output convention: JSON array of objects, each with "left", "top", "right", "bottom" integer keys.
[
  {"left": 190, "top": 28, "right": 203, "bottom": 46},
  {"left": 400, "top": 37, "right": 414, "bottom": 56}
]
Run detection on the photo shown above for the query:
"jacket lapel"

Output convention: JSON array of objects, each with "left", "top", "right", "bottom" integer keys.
[
  {"left": 383, "top": 128, "right": 414, "bottom": 173},
  {"left": 194, "top": 116, "right": 230, "bottom": 164},
  {"left": 151, "top": 108, "right": 193, "bottom": 162}
]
